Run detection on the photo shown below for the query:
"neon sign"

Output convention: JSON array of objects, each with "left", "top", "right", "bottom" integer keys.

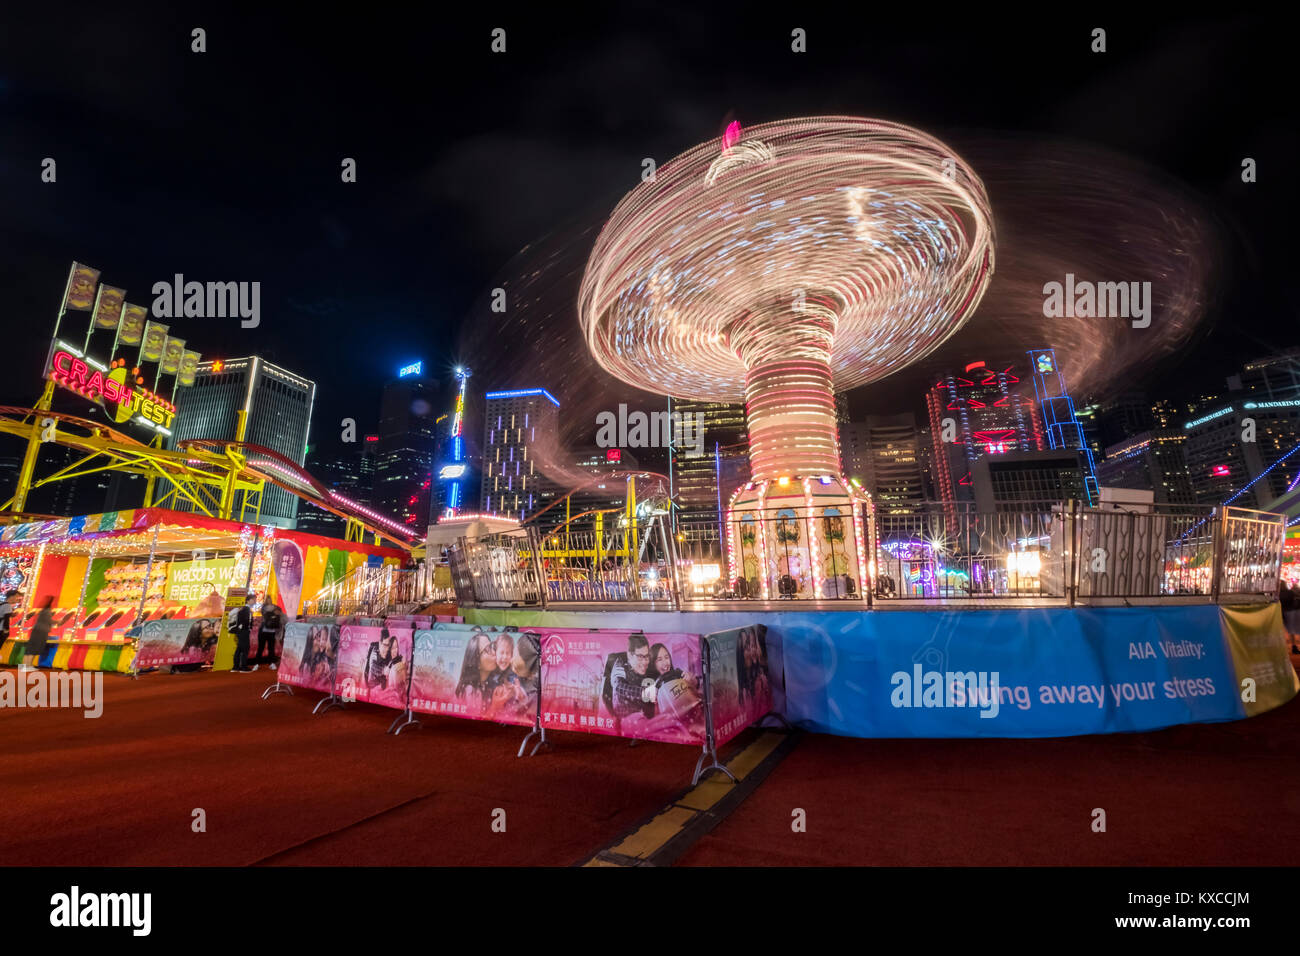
[
  {"left": 399, "top": 361, "right": 422, "bottom": 378},
  {"left": 1185, "top": 407, "right": 1233, "bottom": 429},
  {"left": 606, "top": 449, "right": 621, "bottom": 462},
  {"left": 443, "top": 367, "right": 471, "bottom": 518},
  {"left": 47, "top": 347, "right": 176, "bottom": 429}
]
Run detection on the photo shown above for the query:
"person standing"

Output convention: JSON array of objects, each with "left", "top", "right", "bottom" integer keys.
[
  {"left": 231, "top": 595, "right": 255, "bottom": 673},
  {"left": 23, "top": 597, "right": 54, "bottom": 670},
  {"left": 0, "top": 589, "right": 22, "bottom": 645},
  {"left": 251, "top": 599, "right": 283, "bottom": 672}
]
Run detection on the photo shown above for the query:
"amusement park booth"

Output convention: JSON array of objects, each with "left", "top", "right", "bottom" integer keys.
[{"left": 0, "top": 507, "right": 406, "bottom": 672}]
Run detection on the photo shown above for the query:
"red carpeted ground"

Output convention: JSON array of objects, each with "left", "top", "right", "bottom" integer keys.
[
  {"left": 0, "top": 667, "right": 704, "bottom": 866},
  {"left": 678, "top": 653, "right": 1300, "bottom": 867},
  {"left": 4, "top": 654, "right": 1299, "bottom": 866}
]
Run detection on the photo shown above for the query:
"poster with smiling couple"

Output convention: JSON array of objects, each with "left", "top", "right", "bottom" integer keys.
[
  {"left": 334, "top": 624, "right": 414, "bottom": 708},
  {"left": 537, "top": 629, "right": 709, "bottom": 745}
]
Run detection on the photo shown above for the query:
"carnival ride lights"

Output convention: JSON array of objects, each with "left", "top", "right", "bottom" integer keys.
[{"left": 579, "top": 117, "right": 995, "bottom": 598}]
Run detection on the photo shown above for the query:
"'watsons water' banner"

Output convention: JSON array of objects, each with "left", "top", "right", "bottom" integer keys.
[
  {"left": 278, "top": 622, "right": 339, "bottom": 694},
  {"left": 705, "top": 625, "right": 774, "bottom": 746},
  {"left": 409, "top": 628, "right": 539, "bottom": 726},
  {"left": 134, "top": 617, "right": 221, "bottom": 669},
  {"left": 539, "top": 630, "right": 706, "bottom": 744},
  {"left": 164, "top": 558, "right": 237, "bottom": 607},
  {"left": 335, "top": 625, "right": 412, "bottom": 709}
]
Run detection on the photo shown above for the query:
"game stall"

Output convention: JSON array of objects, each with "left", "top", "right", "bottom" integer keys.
[{"left": 0, "top": 507, "right": 407, "bottom": 672}]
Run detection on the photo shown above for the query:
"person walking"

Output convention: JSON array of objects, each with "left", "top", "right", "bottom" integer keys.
[
  {"left": 23, "top": 597, "right": 54, "bottom": 670},
  {"left": 1281, "top": 581, "right": 1300, "bottom": 654},
  {"left": 231, "top": 595, "right": 255, "bottom": 673}
]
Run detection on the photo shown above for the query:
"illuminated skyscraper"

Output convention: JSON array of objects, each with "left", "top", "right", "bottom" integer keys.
[
  {"left": 668, "top": 400, "right": 748, "bottom": 523},
  {"left": 169, "top": 356, "right": 316, "bottom": 527},
  {"left": 480, "top": 388, "right": 564, "bottom": 521},
  {"left": 373, "top": 363, "right": 443, "bottom": 532},
  {"left": 1026, "top": 348, "right": 1099, "bottom": 505},
  {"left": 925, "top": 359, "right": 1042, "bottom": 508}
]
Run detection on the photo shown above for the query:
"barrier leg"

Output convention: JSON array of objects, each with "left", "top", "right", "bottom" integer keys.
[
  {"left": 517, "top": 721, "right": 550, "bottom": 757},
  {"left": 389, "top": 709, "right": 421, "bottom": 735},
  {"left": 691, "top": 741, "right": 738, "bottom": 786},
  {"left": 262, "top": 681, "right": 294, "bottom": 700},
  {"left": 314, "top": 694, "right": 346, "bottom": 714},
  {"left": 755, "top": 711, "right": 792, "bottom": 731}
]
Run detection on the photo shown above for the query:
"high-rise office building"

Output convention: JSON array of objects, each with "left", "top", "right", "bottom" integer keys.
[
  {"left": 669, "top": 400, "right": 749, "bottom": 522},
  {"left": 1095, "top": 430, "right": 1196, "bottom": 506},
  {"left": 1183, "top": 399, "right": 1300, "bottom": 507},
  {"left": 1230, "top": 350, "right": 1300, "bottom": 401},
  {"left": 925, "top": 359, "right": 1043, "bottom": 507},
  {"left": 1094, "top": 390, "right": 1156, "bottom": 454},
  {"left": 970, "top": 448, "right": 1090, "bottom": 512},
  {"left": 169, "top": 356, "right": 316, "bottom": 528},
  {"left": 857, "top": 412, "right": 926, "bottom": 513},
  {"left": 296, "top": 439, "right": 380, "bottom": 537},
  {"left": 372, "top": 365, "right": 443, "bottom": 532},
  {"left": 480, "top": 388, "right": 564, "bottom": 521},
  {"left": 568, "top": 446, "right": 641, "bottom": 514}
]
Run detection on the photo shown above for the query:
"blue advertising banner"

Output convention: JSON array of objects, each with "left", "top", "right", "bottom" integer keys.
[
  {"left": 465, "top": 604, "right": 1298, "bottom": 739},
  {"left": 778, "top": 605, "right": 1283, "bottom": 738}
]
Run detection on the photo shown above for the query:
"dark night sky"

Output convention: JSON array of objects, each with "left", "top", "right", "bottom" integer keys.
[{"left": 1, "top": 8, "right": 1294, "bottom": 448}]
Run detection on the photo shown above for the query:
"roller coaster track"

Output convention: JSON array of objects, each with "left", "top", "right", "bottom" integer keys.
[{"left": 0, "top": 405, "right": 420, "bottom": 548}]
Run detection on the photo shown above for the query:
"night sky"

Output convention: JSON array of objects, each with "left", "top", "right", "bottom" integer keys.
[{"left": 2, "top": 9, "right": 1293, "bottom": 450}]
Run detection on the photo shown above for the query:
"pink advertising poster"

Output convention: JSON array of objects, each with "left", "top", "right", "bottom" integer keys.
[
  {"left": 705, "top": 625, "right": 773, "bottom": 746},
  {"left": 539, "top": 630, "right": 706, "bottom": 745},
  {"left": 134, "top": 617, "right": 220, "bottom": 669},
  {"left": 408, "top": 628, "right": 539, "bottom": 727},
  {"left": 278, "top": 621, "right": 339, "bottom": 694},
  {"left": 334, "top": 625, "right": 412, "bottom": 709}
]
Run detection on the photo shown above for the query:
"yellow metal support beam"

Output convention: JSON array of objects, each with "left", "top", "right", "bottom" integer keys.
[{"left": 10, "top": 380, "right": 55, "bottom": 514}]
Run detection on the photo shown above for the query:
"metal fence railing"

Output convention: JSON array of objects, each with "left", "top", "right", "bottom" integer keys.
[
  {"left": 311, "top": 565, "right": 428, "bottom": 617},
  {"left": 443, "top": 500, "right": 1287, "bottom": 610}
]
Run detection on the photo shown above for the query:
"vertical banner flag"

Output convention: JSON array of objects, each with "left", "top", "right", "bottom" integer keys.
[
  {"left": 64, "top": 263, "right": 100, "bottom": 311},
  {"left": 140, "top": 321, "right": 169, "bottom": 362},
  {"left": 93, "top": 285, "right": 127, "bottom": 329},
  {"left": 118, "top": 304, "right": 147, "bottom": 346},
  {"left": 178, "top": 350, "right": 201, "bottom": 386},
  {"left": 160, "top": 336, "right": 185, "bottom": 375},
  {"left": 269, "top": 539, "right": 305, "bottom": 619}
]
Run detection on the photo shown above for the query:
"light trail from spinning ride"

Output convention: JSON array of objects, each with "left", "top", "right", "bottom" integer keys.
[{"left": 579, "top": 116, "right": 996, "bottom": 482}]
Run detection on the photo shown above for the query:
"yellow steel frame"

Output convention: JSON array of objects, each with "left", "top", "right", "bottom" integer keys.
[{"left": 0, "top": 399, "right": 265, "bottom": 522}]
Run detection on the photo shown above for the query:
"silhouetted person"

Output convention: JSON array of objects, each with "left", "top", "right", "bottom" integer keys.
[
  {"left": 23, "top": 597, "right": 54, "bottom": 669},
  {"left": 231, "top": 595, "right": 255, "bottom": 672},
  {"left": 0, "top": 589, "right": 22, "bottom": 644}
]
